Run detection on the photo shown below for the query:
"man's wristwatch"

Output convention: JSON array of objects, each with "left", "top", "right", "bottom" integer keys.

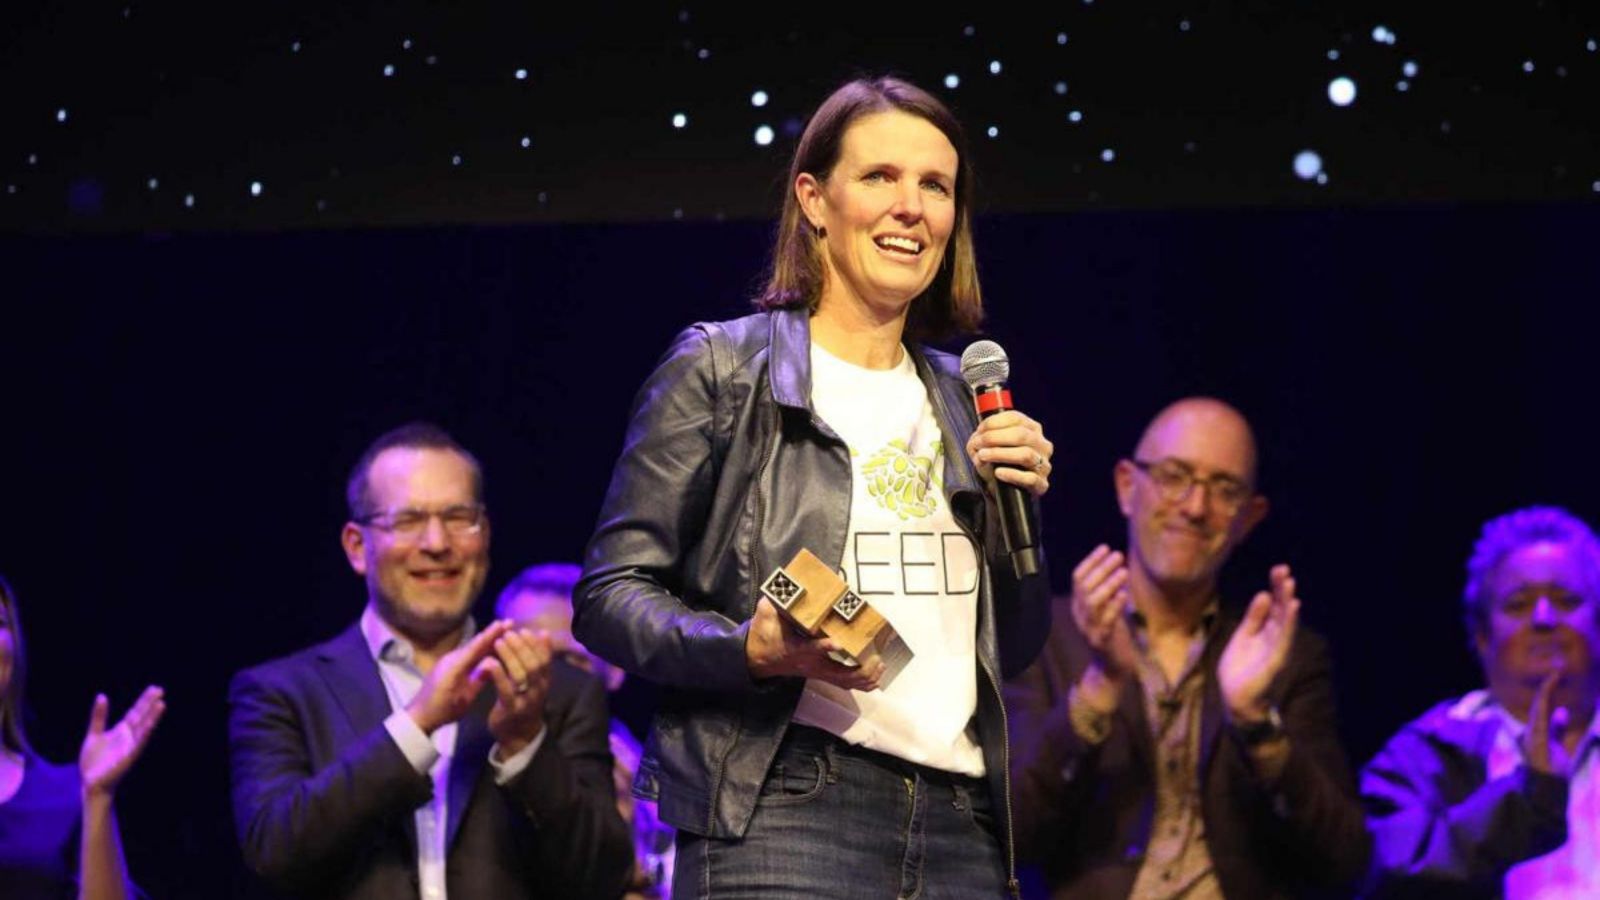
[
  {"left": 1067, "top": 680, "right": 1114, "bottom": 745},
  {"left": 1230, "top": 705, "right": 1285, "bottom": 746}
]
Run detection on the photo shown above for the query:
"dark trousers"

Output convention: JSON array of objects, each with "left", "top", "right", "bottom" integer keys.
[{"left": 673, "top": 725, "right": 1008, "bottom": 900}]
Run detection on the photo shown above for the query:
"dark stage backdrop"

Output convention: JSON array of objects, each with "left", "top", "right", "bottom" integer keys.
[{"left": 2, "top": 203, "right": 1598, "bottom": 895}]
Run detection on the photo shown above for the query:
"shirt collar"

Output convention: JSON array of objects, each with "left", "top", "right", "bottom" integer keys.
[
  {"left": 1127, "top": 598, "right": 1221, "bottom": 640},
  {"left": 1453, "top": 688, "right": 1600, "bottom": 746},
  {"left": 359, "top": 603, "right": 474, "bottom": 667}
]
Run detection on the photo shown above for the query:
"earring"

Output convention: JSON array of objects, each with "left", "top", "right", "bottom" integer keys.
[{"left": 812, "top": 222, "right": 827, "bottom": 239}]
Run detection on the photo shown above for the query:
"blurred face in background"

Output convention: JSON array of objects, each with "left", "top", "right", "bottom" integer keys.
[
  {"left": 1477, "top": 540, "right": 1600, "bottom": 720},
  {"left": 500, "top": 589, "right": 624, "bottom": 692},
  {"left": 0, "top": 597, "right": 15, "bottom": 700}
]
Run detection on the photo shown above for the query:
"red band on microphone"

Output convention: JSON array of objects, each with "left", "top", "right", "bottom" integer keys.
[{"left": 974, "top": 389, "right": 1013, "bottom": 415}]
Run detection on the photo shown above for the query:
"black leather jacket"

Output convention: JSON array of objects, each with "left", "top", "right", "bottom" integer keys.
[{"left": 574, "top": 308, "right": 1051, "bottom": 879}]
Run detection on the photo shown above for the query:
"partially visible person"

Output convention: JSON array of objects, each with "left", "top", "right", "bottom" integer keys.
[
  {"left": 1006, "top": 397, "right": 1369, "bottom": 898},
  {"left": 0, "top": 574, "right": 166, "bottom": 900},
  {"left": 499, "top": 563, "right": 674, "bottom": 898},
  {"left": 1363, "top": 506, "right": 1600, "bottom": 898},
  {"left": 499, "top": 564, "right": 625, "bottom": 694},
  {"left": 228, "top": 423, "right": 631, "bottom": 899}
]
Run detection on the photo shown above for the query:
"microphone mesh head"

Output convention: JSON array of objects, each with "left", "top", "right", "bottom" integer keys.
[{"left": 960, "top": 340, "right": 1010, "bottom": 388}]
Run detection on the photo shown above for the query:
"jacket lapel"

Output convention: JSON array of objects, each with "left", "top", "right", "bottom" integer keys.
[
  {"left": 315, "top": 625, "right": 395, "bottom": 744},
  {"left": 315, "top": 624, "right": 420, "bottom": 854},
  {"left": 445, "top": 686, "right": 497, "bottom": 851},
  {"left": 909, "top": 345, "right": 983, "bottom": 501},
  {"left": 1198, "top": 611, "right": 1237, "bottom": 780}
]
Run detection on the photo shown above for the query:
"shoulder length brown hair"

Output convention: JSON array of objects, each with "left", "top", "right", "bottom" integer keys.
[
  {"left": 755, "top": 76, "right": 982, "bottom": 343},
  {"left": 0, "top": 575, "right": 31, "bottom": 755}
]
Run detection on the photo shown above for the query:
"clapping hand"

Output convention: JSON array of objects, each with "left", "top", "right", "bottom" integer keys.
[
  {"left": 1525, "top": 670, "right": 1574, "bottom": 777},
  {"left": 485, "top": 626, "right": 553, "bottom": 757},
  {"left": 405, "top": 620, "right": 512, "bottom": 734},
  {"left": 79, "top": 685, "right": 165, "bottom": 798},
  {"left": 1218, "top": 564, "right": 1300, "bottom": 724},
  {"left": 1071, "top": 545, "right": 1137, "bottom": 684}
]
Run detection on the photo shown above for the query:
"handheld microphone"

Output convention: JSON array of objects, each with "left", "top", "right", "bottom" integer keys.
[{"left": 960, "top": 340, "right": 1042, "bottom": 578}]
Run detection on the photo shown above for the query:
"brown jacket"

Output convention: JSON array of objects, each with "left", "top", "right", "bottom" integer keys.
[{"left": 1005, "top": 595, "right": 1370, "bottom": 898}]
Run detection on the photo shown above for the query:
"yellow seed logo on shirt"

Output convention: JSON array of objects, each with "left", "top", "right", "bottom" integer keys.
[{"left": 863, "top": 439, "right": 941, "bottom": 520}]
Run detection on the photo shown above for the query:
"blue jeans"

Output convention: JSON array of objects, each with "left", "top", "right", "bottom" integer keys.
[{"left": 672, "top": 725, "right": 1008, "bottom": 899}]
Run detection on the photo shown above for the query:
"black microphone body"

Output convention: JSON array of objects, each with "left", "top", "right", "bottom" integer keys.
[{"left": 960, "top": 341, "right": 1042, "bottom": 579}]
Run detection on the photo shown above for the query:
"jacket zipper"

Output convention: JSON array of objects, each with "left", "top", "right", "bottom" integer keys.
[
  {"left": 981, "top": 652, "right": 1021, "bottom": 899},
  {"left": 751, "top": 400, "right": 780, "bottom": 620},
  {"left": 920, "top": 354, "right": 1022, "bottom": 898},
  {"left": 946, "top": 503, "right": 1021, "bottom": 898},
  {"left": 707, "top": 398, "right": 784, "bottom": 835}
]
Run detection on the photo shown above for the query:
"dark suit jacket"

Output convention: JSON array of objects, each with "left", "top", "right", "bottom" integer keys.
[
  {"left": 1005, "top": 597, "right": 1371, "bottom": 899},
  {"left": 228, "top": 624, "right": 633, "bottom": 900}
]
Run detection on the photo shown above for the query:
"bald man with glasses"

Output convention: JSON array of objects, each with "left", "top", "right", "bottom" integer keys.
[
  {"left": 1006, "top": 397, "right": 1368, "bottom": 899},
  {"left": 227, "top": 423, "right": 631, "bottom": 900}
]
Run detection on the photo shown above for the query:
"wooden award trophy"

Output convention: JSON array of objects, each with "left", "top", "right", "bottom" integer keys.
[{"left": 759, "top": 548, "right": 912, "bottom": 684}]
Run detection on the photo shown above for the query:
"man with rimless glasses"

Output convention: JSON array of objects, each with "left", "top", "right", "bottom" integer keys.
[
  {"left": 1006, "top": 397, "right": 1368, "bottom": 898},
  {"left": 227, "top": 423, "right": 630, "bottom": 899}
]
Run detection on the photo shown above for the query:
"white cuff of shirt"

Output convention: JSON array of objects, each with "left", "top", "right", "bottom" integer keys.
[
  {"left": 489, "top": 726, "right": 548, "bottom": 785},
  {"left": 384, "top": 710, "right": 442, "bottom": 775}
]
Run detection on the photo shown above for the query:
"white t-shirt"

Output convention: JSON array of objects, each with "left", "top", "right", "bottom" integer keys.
[{"left": 790, "top": 340, "right": 985, "bottom": 777}]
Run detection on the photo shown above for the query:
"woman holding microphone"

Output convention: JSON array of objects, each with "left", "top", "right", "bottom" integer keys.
[{"left": 575, "top": 76, "right": 1053, "bottom": 899}]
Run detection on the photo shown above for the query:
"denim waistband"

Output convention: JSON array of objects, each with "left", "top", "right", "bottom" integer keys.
[{"left": 780, "top": 723, "right": 989, "bottom": 792}]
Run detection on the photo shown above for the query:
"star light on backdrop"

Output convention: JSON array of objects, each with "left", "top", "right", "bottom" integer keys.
[
  {"left": 1, "top": 6, "right": 1598, "bottom": 232},
  {"left": 1328, "top": 77, "right": 1358, "bottom": 107},
  {"left": 1294, "top": 150, "right": 1324, "bottom": 182}
]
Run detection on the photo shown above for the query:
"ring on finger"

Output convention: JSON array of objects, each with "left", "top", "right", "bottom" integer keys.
[
  {"left": 1032, "top": 452, "right": 1048, "bottom": 472},
  {"left": 513, "top": 680, "right": 531, "bottom": 695}
]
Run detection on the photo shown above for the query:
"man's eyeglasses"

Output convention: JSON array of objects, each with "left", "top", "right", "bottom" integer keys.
[
  {"left": 1129, "top": 459, "right": 1253, "bottom": 512},
  {"left": 355, "top": 504, "right": 486, "bottom": 540}
]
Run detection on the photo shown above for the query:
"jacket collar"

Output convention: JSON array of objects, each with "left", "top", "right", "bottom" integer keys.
[
  {"left": 911, "top": 344, "right": 984, "bottom": 499},
  {"left": 767, "top": 306, "right": 813, "bottom": 410}
]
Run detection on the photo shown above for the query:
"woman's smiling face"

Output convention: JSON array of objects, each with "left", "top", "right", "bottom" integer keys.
[{"left": 799, "top": 110, "right": 959, "bottom": 316}]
